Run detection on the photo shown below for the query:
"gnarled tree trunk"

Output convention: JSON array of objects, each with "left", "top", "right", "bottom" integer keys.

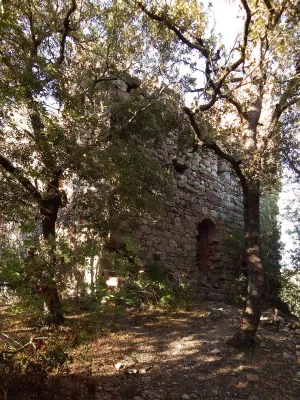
[
  {"left": 39, "top": 172, "right": 64, "bottom": 325},
  {"left": 233, "top": 179, "right": 265, "bottom": 349}
]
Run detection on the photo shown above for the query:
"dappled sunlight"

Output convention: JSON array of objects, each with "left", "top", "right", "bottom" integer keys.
[{"left": 1, "top": 302, "right": 300, "bottom": 399}]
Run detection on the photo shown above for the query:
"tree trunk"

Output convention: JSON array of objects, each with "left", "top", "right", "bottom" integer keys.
[
  {"left": 39, "top": 174, "right": 64, "bottom": 325},
  {"left": 232, "top": 179, "right": 265, "bottom": 349}
]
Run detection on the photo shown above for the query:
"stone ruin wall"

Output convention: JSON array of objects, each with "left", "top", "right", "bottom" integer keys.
[{"left": 130, "top": 133, "right": 244, "bottom": 301}]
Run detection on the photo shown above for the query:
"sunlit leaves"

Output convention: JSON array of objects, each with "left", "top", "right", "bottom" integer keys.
[{"left": 0, "top": 0, "right": 178, "bottom": 245}]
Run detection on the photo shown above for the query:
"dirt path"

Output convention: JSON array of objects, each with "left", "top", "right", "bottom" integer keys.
[
  {"left": 62, "top": 303, "right": 300, "bottom": 400},
  {"left": 1, "top": 302, "right": 300, "bottom": 400}
]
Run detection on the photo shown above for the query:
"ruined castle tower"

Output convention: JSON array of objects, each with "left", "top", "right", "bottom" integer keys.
[
  {"left": 129, "top": 133, "right": 244, "bottom": 301},
  {"left": 101, "top": 79, "right": 245, "bottom": 301}
]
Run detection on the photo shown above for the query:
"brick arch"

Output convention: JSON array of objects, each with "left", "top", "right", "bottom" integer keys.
[
  {"left": 199, "top": 214, "right": 219, "bottom": 226},
  {"left": 196, "top": 218, "right": 219, "bottom": 277}
]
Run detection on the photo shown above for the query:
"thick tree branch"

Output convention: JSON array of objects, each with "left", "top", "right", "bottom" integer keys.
[
  {"left": 57, "top": 0, "right": 77, "bottom": 65},
  {"left": 258, "top": 91, "right": 299, "bottom": 155},
  {"left": 23, "top": 88, "right": 57, "bottom": 171},
  {"left": 135, "top": 1, "right": 209, "bottom": 57},
  {"left": 280, "top": 95, "right": 300, "bottom": 113},
  {"left": 288, "top": 158, "right": 300, "bottom": 176},
  {"left": 263, "top": 0, "right": 275, "bottom": 15},
  {"left": 220, "top": 94, "right": 247, "bottom": 121},
  {"left": 269, "top": 81, "right": 300, "bottom": 131},
  {"left": 183, "top": 107, "right": 246, "bottom": 184},
  {"left": 27, "top": 9, "right": 42, "bottom": 58},
  {"left": 94, "top": 75, "right": 140, "bottom": 93},
  {"left": 0, "top": 154, "right": 42, "bottom": 202},
  {"left": 272, "top": 0, "right": 288, "bottom": 27}
]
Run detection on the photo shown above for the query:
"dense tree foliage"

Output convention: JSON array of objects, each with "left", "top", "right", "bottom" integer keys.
[{"left": 0, "top": 0, "right": 176, "bottom": 322}]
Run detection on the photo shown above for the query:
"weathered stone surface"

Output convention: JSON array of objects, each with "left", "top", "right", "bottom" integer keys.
[
  {"left": 126, "top": 133, "right": 243, "bottom": 299},
  {"left": 208, "top": 293, "right": 218, "bottom": 301}
]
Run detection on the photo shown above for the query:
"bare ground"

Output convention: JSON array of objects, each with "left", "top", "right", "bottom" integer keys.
[{"left": 1, "top": 302, "right": 300, "bottom": 400}]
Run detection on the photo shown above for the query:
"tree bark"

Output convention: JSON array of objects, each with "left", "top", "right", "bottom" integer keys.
[
  {"left": 39, "top": 172, "right": 65, "bottom": 325},
  {"left": 232, "top": 179, "right": 265, "bottom": 349}
]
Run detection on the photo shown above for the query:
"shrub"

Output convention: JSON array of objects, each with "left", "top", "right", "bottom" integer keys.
[
  {"left": 98, "top": 239, "right": 180, "bottom": 309},
  {"left": 0, "top": 336, "right": 70, "bottom": 399},
  {"left": 280, "top": 269, "right": 300, "bottom": 316}
]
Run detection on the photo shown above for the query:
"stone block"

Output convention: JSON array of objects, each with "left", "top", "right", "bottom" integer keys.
[
  {"left": 167, "top": 145, "right": 175, "bottom": 154},
  {"left": 140, "top": 225, "right": 152, "bottom": 234},
  {"left": 197, "top": 294, "right": 208, "bottom": 301},
  {"left": 133, "top": 231, "right": 143, "bottom": 239},
  {"left": 210, "top": 210, "right": 218, "bottom": 218},
  {"left": 217, "top": 293, "right": 228, "bottom": 301},
  {"left": 169, "top": 239, "right": 177, "bottom": 248},
  {"left": 212, "top": 253, "right": 222, "bottom": 261},
  {"left": 208, "top": 293, "right": 218, "bottom": 301}
]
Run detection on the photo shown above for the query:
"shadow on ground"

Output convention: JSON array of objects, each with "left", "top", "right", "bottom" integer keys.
[{"left": 1, "top": 302, "right": 300, "bottom": 400}]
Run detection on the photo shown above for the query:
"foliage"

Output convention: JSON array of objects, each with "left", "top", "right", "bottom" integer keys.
[
  {"left": 98, "top": 239, "right": 180, "bottom": 309},
  {"left": 280, "top": 269, "right": 300, "bottom": 316},
  {"left": 0, "top": 0, "right": 176, "bottom": 225},
  {"left": 260, "top": 194, "right": 282, "bottom": 294},
  {"left": 280, "top": 108, "right": 300, "bottom": 177},
  {"left": 115, "top": 264, "right": 177, "bottom": 308},
  {"left": 0, "top": 0, "right": 178, "bottom": 319},
  {"left": 231, "top": 273, "right": 248, "bottom": 305},
  {"left": 0, "top": 229, "right": 98, "bottom": 316},
  {"left": 0, "top": 335, "right": 70, "bottom": 399}
]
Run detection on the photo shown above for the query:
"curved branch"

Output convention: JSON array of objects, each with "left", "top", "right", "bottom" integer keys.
[
  {"left": 135, "top": 1, "right": 209, "bottom": 57},
  {"left": 288, "top": 158, "right": 300, "bottom": 176},
  {"left": 204, "top": 140, "right": 246, "bottom": 184},
  {"left": 263, "top": 0, "right": 275, "bottom": 16},
  {"left": 0, "top": 154, "right": 42, "bottom": 202},
  {"left": 199, "top": 0, "right": 252, "bottom": 106},
  {"left": 183, "top": 107, "right": 246, "bottom": 184},
  {"left": 136, "top": 0, "right": 251, "bottom": 112},
  {"left": 57, "top": 0, "right": 77, "bottom": 65},
  {"left": 220, "top": 94, "right": 247, "bottom": 121}
]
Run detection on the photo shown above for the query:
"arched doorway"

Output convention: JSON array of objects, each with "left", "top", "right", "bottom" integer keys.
[{"left": 196, "top": 218, "right": 219, "bottom": 278}]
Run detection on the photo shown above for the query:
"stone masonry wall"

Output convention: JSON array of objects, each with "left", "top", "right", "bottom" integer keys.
[{"left": 131, "top": 133, "right": 244, "bottom": 301}]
